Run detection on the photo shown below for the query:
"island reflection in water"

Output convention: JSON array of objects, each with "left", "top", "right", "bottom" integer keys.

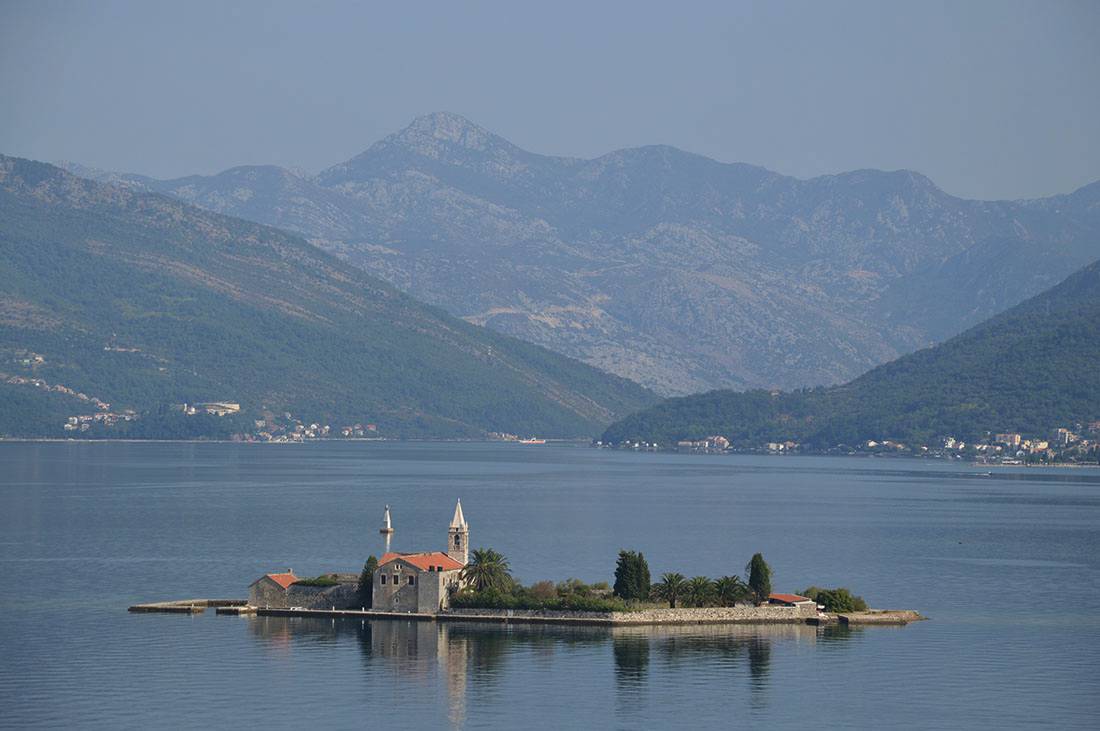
[{"left": 247, "top": 616, "right": 860, "bottom": 725}]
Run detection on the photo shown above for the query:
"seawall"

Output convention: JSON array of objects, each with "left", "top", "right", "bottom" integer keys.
[
  {"left": 249, "top": 603, "right": 819, "bottom": 626},
  {"left": 129, "top": 600, "right": 923, "bottom": 626}
]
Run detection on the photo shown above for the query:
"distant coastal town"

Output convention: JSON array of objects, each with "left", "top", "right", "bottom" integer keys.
[
  {"left": 603, "top": 421, "right": 1100, "bottom": 466},
  {"left": 4, "top": 352, "right": 1096, "bottom": 465}
]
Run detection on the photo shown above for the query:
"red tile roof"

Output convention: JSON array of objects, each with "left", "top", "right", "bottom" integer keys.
[
  {"left": 262, "top": 572, "right": 299, "bottom": 590},
  {"left": 380, "top": 552, "right": 464, "bottom": 572},
  {"left": 769, "top": 593, "right": 812, "bottom": 604}
]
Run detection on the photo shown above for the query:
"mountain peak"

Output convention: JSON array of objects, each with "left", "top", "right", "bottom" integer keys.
[
  {"left": 389, "top": 111, "right": 514, "bottom": 155},
  {"left": 319, "top": 112, "right": 530, "bottom": 183},
  {"left": 407, "top": 111, "right": 485, "bottom": 135}
]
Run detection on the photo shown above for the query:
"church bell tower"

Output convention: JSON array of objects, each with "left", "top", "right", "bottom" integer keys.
[{"left": 448, "top": 499, "right": 469, "bottom": 565}]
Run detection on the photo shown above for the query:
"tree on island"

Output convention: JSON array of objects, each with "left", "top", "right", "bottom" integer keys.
[
  {"left": 357, "top": 555, "right": 378, "bottom": 608},
  {"left": 746, "top": 553, "right": 772, "bottom": 604},
  {"left": 715, "top": 575, "right": 752, "bottom": 607},
  {"left": 652, "top": 572, "right": 687, "bottom": 608},
  {"left": 686, "top": 576, "right": 716, "bottom": 607},
  {"left": 613, "top": 550, "right": 652, "bottom": 601},
  {"left": 461, "top": 548, "right": 512, "bottom": 592}
]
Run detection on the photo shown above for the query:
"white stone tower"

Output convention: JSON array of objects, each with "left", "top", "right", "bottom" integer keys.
[
  {"left": 447, "top": 499, "right": 469, "bottom": 565},
  {"left": 380, "top": 504, "right": 394, "bottom": 554}
]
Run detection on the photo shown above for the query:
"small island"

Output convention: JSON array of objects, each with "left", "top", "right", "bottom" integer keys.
[{"left": 130, "top": 501, "right": 923, "bottom": 627}]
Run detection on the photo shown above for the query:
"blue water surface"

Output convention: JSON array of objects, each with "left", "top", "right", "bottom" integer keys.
[{"left": 0, "top": 442, "right": 1097, "bottom": 729}]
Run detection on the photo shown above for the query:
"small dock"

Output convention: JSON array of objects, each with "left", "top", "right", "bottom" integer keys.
[
  {"left": 128, "top": 599, "right": 247, "bottom": 614},
  {"left": 838, "top": 610, "right": 926, "bottom": 625}
]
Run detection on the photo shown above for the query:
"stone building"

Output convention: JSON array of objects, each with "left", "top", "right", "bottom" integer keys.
[
  {"left": 372, "top": 500, "right": 470, "bottom": 613},
  {"left": 248, "top": 570, "right": 298, "bottom": 607},
  {"left": 287, "top": 577, "right": 359, "bottom": 610},
  {"left": 248, "top": 570, "right": 360, "bottom": 609}
]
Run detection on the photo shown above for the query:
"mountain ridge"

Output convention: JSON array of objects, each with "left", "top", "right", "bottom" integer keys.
[
  {"left": 600, "top": 257, "right": 1100, "bottom": 449},
  {"left": 55, "top": 112, "right": 1100, "bottom": 394},
  {"left": 0, "top": 154, "right": 655, "bottom": 439}
]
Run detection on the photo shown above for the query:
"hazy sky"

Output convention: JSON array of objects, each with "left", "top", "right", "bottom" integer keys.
[{"left": 1, "top": 0, "right": 1097, "bottom": 200}]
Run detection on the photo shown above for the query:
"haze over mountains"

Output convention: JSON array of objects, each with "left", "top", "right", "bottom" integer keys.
[
  {"left": 601, "top": 258, "right": 1100, "bottom": 449},
  {"left": 0, "top": 156, "right": 653, "bottom": 438},
  {"left": 61, "top": 112, "right": 1100, "bottom": 395}
]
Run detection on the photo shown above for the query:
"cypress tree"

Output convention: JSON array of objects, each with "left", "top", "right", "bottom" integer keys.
[
  {"left": 746, "top": 553, "right": 772, "bottom": 604},
  {"left": 635, "top": 552, "right": 651, "bottom": 599},
  {"left": 614, "top": 550, "right": 637, "bottom": 599},
  {"left": 614, "top": 550, "right": 651, "bottom": 600},
  {"left": 358, "top": 555, "right": 378, "bottom": 608}
]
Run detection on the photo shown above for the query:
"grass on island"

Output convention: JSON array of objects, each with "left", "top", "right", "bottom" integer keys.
[{"left": 291, "top": 575, "right": 341, "bottom": 587}]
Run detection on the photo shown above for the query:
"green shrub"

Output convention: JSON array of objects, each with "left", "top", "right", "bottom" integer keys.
[
  {"left": 451, "top": 585, "right": 632, "bottom": 613},
  {"left": 292, "top": 575, "right": 340, "bottom": 587},
  {"left": 802, "top": 586, "right": 868, "bottom": 613}
]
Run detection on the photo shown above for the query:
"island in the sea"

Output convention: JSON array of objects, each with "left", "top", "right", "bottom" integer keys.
[{"left": 129, "top": 501, "right": 923, "bottom": 627}]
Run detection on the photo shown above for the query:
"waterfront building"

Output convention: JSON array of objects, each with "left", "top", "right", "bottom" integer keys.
[
  {"left": 248, "top": 570, "right": 298, "bottom": 607},
  {"left": 372, "top": 500, "right": 470, "bottom": 613}
]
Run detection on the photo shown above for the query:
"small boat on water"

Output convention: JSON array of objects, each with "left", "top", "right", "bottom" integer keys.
[{"left": 518, "top": 438, "right": 546, "bottom": 445}]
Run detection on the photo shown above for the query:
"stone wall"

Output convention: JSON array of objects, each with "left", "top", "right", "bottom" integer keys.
[
  {"left": 285, "top": 582, "right": 359, "bottom": 610},
  {"left": 249, "top": 579, "right": 290, "bottom": 608},
  {"left": 443, "top": 604, "right": 816, "bottom": 625},
  {"left": 613, "top": 605, "right": 816, "bottom": 625},
  {"left": 373, "top": 564, "right": 420, "bottom": 612},
  {"left": 417, "top": 570, "right": 463, "bottom": 613}
]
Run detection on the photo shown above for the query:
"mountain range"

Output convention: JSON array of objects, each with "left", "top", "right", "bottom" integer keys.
[
  {"left": 0, "top": 155, "right": 654, "bottom": 439},
  {"left": 60, "top": 112, "right": 1100, "bottom": 395},
  {"left": 600, "top": 258, "right": 1100, "bottom": 449}
]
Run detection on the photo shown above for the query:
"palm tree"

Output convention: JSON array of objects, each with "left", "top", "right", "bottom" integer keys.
[
  {"left": 715, "top": 575, "right": 752, "bottom": 607},
  {"left": 686, "top": 576, "right": 715, "bottom": 607},
  {"left": 652, "top": 572, "right": 687, "bottom": 608},
  {"left": 460, "top": 548, "right": 511, "bottom": 592}
]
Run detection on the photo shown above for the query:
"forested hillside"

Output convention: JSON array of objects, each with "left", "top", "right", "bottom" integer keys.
[
  {"left": 0, "top": 156, "right": 654, "bottom": 439},
  {"left": 602, "top": 259, "right": 1100, "bottom": 448}
]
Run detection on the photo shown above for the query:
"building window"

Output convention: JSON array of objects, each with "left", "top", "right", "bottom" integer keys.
[
  {"left": 380, "top": 575, "right": 386, "bottom": 585},
  {"left": 393, "top": 574, "right": 399, "bottom": 583},
  {"left": 454, "top": 535, "right": 461, "bottom": 548},
  {"left": 408, "top": 576, "right": 415, "bottom": 585}
]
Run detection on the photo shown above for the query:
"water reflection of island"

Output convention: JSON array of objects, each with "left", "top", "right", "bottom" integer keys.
[{"left": 248, "top": 617, "right": 860, "bottom": 725}]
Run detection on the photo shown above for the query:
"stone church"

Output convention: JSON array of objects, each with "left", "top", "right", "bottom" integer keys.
[{"left": 372, "top": 500, "right": 470, "bottom": 613}]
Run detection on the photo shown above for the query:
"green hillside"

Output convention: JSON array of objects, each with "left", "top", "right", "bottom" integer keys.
[
  {"left": 0, "top": 155, "right": 655, "bottom": 439},
  {"left": 602, "top": 259, "right": 1100, "bottom": 448}
]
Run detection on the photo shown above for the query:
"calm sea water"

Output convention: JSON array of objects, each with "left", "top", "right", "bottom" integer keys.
[{"left": 0, "top": 442, "right": 1098, "bottom": 729}]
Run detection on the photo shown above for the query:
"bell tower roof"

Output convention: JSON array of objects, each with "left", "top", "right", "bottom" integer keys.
[{"left": 449, "top": 499, "right": 467, "bottom": 529}]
